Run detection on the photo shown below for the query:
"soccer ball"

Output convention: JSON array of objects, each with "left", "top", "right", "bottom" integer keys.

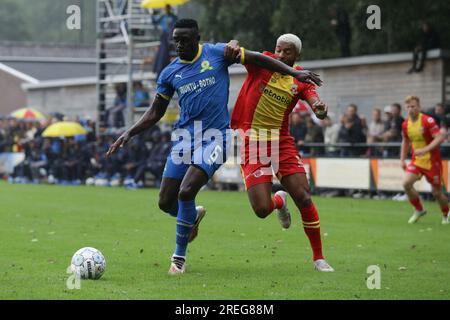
[
  {"left": 85, "top": 177, "right": 95, "bottom": 186},
  {"left": 70, "top": 247, "right": 106, "bottom": 280}
]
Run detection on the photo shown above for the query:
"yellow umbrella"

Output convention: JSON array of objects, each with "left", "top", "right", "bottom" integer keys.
[
  {"left": 42, "top": 122, "right": 87, "bottom": 137},
  {"left": 11, "top": 108, "right": 45, "bottom": 120},
  {"left": 141, "top": 0, "right": 189, "bottom": 9}
]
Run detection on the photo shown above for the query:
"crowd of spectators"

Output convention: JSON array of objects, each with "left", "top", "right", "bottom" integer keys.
[
  {"left": 105, "top": 81, "right": 151, "bottom": 129},
  {"left": 289, "top": 102, "right": 450, "bottom": 158},
  {"left": 0, "top": 117, "right": 171, "bottom": 188},
  {"left": 2, "top": 100, "right": 450, "bottom": 189}
]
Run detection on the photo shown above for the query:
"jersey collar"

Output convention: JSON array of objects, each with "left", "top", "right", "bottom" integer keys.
[
  {"left": 409, "top": 112, "right": 422, "bottom": 123},
  {"left": 179, "top": 44, "right": 203, "bottom": 64}
]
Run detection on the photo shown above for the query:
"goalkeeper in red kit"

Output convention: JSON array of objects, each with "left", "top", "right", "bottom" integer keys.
[{"left": 227, "top": 34, "right": 334, "bottom": 272}]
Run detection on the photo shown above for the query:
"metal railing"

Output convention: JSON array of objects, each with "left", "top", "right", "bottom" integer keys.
[{"left": 296, "top": 142, "right": 450, "bottom": 158}]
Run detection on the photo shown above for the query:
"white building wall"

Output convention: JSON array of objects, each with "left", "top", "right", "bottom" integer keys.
[
  {"left": 312, "top": 60, "right": 443, "bottom": 121},
  {"left": 24, "top": 52, "right": 446, "bottom": 123}
]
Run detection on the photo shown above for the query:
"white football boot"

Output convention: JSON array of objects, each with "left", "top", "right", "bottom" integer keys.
[
  {"left": 442, "top": 216, "right": 449, "bottom": 225},
  {"left": 408, "top": 210, "right": 427, "bottom": 224},
  {"left": 168, "top": 256, "right": 186, "bottom": 275},
  {"left": 314, "top": 259, "right": 335, "bottom": 272},
  {"left": 274, "top": 191, "right": 291, "bottom": 229},
  {"left": 188, "top": 206, "right": 207, "bottom": 243}
]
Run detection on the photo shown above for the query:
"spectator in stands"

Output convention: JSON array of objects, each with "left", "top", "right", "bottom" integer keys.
[
  {"left": 329, "top": 5, "right": 352, "bottom": 57},
  {"left": 121, "top": 137, "right": 148, "bottom": 187},
  {"left": 382, "top": 103, "right": 405, "bottom": 157},
  {"left": 428, "top": 103, "right": 449, "bottom": 129},
  {"left": 1, "top": 120, "right": 14, "bottom": 152},
  {"left": 48, "top": 139, "right": 67, "bottom": 184},
  {"left": 57, "top": 139, "right": 82, "bottom": 185},
  {"left": 0, "top": 120, "right": 7, "bottom": 152},
  {"left": 101, "top": 136, "right": 126, "bottom": 184},
  {"left": 152, "top": 5, "right": 178, "bottom": 77},
  {"left": 383, "top": 105, "right": 393, "bottom": 129},
  {"left": 337, "top": 104, "right": 367, "bottom": 156},
  {"left": 11, "top": 121, "right": 26, "bottom": 152},
  {"left": 28, "top": 139, "right": 48, "bottom": 183},
  {"left": 84, "top": 140, "right": 106, "bottom": 184},
  {"left": 83, "top": 119, "right": 97, "bottom": 143},
  {"left": 427, "top": 103, "right": 450, "bottom": 157},
  {"left": 289, "top": 112, "right": 308, "bottom": 150},
  {"left": 34, "top": 120, "right": 46, "bottom": 138},
  {"left": 408, "top": 21, "right": 440, "bottom": 74},
  {"left": 11, "top": 140, "right": 33, "bottom": 183},
  {"left": 322, "top": 114, "right": 340, "bottom": 157},
  {"left": 20, "top": 122, "right": 38, "bottom": 144},
  {"left": 41, "top": 138, "right": 54, "bottom": 183},
  {"left": 106, "top": 83, "right": 127, "bottom": 128},
  {"left": 133, "top": 81, "right": 150, "bottom": 108},
  {"left": 304, "top": 115, "right": 324, "bottom": 156},
  {"left": 80, "top": 141, "right": 96, "bottom": 180},
  {"left": 366, "top": 108, "right": 385, "bottom": 156},
  {"left": 133, "top": 131, "right": 171, "bottom": 188},
  {"left": 152, "top": 5, "right": 177, "bottom": 34}
]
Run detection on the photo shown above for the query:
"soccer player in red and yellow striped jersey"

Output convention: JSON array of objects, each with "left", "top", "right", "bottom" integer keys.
[
  {"left": 230, "top": 34, "right": 334, "bottom": 272},
  {"left": 401, "top": 95, "right": 449, "bottom": 225}
]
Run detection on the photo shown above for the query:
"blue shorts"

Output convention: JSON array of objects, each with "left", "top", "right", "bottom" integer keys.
[{"left": 162, "top": 135, "right": 230, "bottom": 181}]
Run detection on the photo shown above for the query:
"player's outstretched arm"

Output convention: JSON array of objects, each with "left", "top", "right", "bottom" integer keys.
[
  {"left": 106, "top": 94, "right": 170, "bottom": 157},
  {"left": 240, "top": 49, "right": 322, "bottom": 86}
]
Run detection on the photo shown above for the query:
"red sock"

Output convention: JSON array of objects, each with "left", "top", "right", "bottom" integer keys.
[
  {"left": 410, "top": 197, "right": 424, "bottom": 212},
  {"left": 300, "top": 202, "right": 324, "bottom": 261},
  {"left": 441, "top": 205, "right": 449, "bottom": 217},
  {"left": 272, "top": 193, "right": 284, "bottom": 210}
]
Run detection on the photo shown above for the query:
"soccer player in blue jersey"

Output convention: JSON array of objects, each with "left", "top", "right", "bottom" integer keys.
[{"left": 107, "top": 19, "right": 322, "bottom": 275}]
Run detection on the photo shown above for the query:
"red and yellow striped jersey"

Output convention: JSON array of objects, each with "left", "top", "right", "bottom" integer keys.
[
  {"left": 402, "top": 113, "right": 441, "bottom": 170},
  {"left": 231, "top": 51, "right": 317, "bottom": 140}
]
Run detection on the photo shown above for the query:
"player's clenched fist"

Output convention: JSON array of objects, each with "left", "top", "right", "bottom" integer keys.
[
  {"left": 312, "top": 100, "right": 328, "bottom": 120},
  {"left": 225, "top": 40, "right": 241, "bottom": 61}
]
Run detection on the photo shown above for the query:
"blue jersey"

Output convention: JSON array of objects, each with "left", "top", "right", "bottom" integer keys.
[{"left": 156, "top": 43, "right": 234, "bottom": 135}]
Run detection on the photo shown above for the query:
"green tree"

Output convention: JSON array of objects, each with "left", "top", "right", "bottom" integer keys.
[
  {"left": 194, "top": 0, "right": 450, "bottom": 60},
  {"left": 195, "top": 0, "right": 278, "bottom": 51},
  {"left": 3, "top": 0, "right": 450, "bottom": 54},
  {"left": 350, "top": 0, "right": 450, "bottom": 55},
  {"left": 0, "top": 0, "right": 96, "bottom": 45},
  {"left": 0, "top": 0, "right": 31, "bottom": 41},
  {"left": 270, "top": 0, "right": 340, "bottom": 59}
]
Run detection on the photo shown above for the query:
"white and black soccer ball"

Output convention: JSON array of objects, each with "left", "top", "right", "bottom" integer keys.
[
  {"left": 70, "top": 247, "right": 106, "bottom": 280},
  {"left": 85, "top": 177, "right": 95, "bottom": 186}
]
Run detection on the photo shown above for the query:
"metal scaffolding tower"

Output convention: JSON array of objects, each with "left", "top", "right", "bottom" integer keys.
[{"left": 95, "top": 0, "right": 161, "bottom": 134}]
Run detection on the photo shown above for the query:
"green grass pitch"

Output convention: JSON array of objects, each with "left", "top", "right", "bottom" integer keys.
[{"left": 1, "top": 181, "right": 449, "bottom": 300}]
